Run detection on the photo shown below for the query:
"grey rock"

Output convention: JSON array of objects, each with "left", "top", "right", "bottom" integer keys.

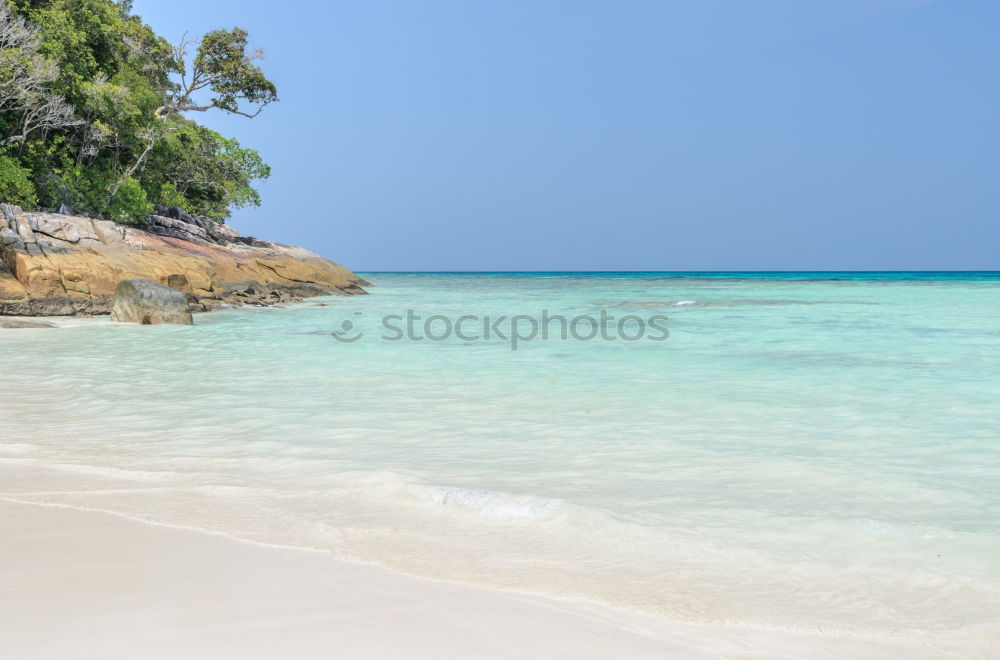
[
  {"left": 149, "top": 208, "right": 233, "bottom": 245},
  {"left": 1, "top": 228, "right": 22, "bottom": 248},
  {"left": 0, "top": 319, "right": 56, "bottom": 329},
  {"left": 110, "top": 279, "right": 193, "bottom": 325},
  {"left": 30, "top": 213, "right": 97, "bottom": 243},
  {"left": 150, "top": 214, "right": 210, "bottom": 240},
  {"left": 233, "top": 236, "right": 272, "bottom": 248},
  {"left": 14, "top": 214, "right": 34, "bottom": 242},
  {"left": 1, "top": 204, "right": 20, "bottom": 230},
  {"left": 154, "top": 205, "right": 194, "bottom": 224}
]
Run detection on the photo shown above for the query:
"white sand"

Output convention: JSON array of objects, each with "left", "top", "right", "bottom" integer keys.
[{"left": 0, "top": 500, "right": 949, "bottom": 659}]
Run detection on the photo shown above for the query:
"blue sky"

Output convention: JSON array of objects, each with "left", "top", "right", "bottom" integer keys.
[{"left": 134, "top": 0, "right": 998, "bottom": 271}]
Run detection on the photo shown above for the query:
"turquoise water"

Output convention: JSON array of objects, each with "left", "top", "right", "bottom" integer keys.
[{"left": 2, "top": 272, "right": 999, "bottom": 646}]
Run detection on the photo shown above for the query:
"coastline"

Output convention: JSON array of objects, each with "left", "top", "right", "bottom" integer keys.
[
  {"left": 0, "top": 498, "right": 937, "bottom": 659},
  {"left": 0, "top": 206, "right": 367, "bottom": 317}
]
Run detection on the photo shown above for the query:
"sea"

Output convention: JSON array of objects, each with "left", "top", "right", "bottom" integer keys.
[{"left": 3, "top": 272, "right": 999, "bottom": 649}]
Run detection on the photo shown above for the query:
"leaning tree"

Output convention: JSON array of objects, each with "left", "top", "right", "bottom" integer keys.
[{"left": 108, "top": 27, "right": 277, "bottom": 206}]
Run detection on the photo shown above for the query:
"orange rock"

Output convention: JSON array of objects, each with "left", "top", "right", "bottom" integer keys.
[{"left": 0, "top": 206, "right": 367, "bottom": 316}]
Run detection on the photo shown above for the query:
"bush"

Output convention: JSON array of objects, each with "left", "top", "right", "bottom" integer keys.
[
  {"left": 0, "top": 156, "right": 39, "bottom": 208},
  {"left": 107, "top": 177, "right": 152, "bottom": 224},
  {"left": 155, "top": 182, "right": 187, "bottom": 209}
]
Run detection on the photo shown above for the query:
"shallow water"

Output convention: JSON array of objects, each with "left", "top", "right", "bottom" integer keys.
[{"left": 3, "top": 273, "right": 1000, "bottom": 645}]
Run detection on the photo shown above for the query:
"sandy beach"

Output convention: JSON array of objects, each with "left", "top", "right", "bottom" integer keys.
[{"left": 1, "top": 498, "right": 963, "bottom": 659}]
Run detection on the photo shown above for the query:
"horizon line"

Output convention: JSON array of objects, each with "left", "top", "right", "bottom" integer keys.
[{"left": 355, "top": 269, "right": 1000, "bottom": 274}]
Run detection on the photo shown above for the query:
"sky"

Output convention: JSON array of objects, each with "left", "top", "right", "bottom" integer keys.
[{"left": 133, "top": 0, "right": 998, "bottom": 271}]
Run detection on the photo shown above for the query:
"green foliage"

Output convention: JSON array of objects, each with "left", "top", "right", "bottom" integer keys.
[
  {"left": 190, "top": 28, "right": 277, "bottom": 117},
  {"left": 155, "top": 181, "right": 186, "bottom": 209},
  {"left": 0, "top": 0, "right": 275, "bottom": 223},
  {"left": 0, "top": 154, "right": 38, "bottom": 207},
  {"left": 141, "top": 121, "right": 269, "bottom": 219},
  {"left": 106, "top": 176, "right": 150, "bottom": 224},
  {"left": 45, "top": 162, "right": 113, "bottom": 218}
]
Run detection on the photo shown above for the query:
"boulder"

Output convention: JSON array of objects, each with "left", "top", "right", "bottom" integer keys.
[
  {"left": 110, "top": 279, "right": 193, "bottom": 325},
  {"left": 153, "top": 205, "right": 194, "bottom": 223}
]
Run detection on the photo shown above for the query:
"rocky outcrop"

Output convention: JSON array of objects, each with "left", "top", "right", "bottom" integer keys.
[
  {"left": 111, "top": 279, "right": 193, "bottom": 325},
  {"left": 0, "top": 204, "right": 368, "bottom": 316}
]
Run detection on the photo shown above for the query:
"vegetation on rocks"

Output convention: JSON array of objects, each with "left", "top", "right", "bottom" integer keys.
[{"left": 0, "top": 0, "right": 275, "bottom": 224}]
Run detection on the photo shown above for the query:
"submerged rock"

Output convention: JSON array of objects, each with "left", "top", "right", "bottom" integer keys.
[
  {"left": 0, "top": 204, "right": 368, "bottom": 316},
  {"left": 110, "top": 279, "right": 193, "bottom": 325},
  {"left": 0, "top": 318, "right": 56, "bottom": 329}
]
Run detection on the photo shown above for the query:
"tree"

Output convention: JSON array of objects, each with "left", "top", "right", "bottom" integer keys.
[
  {"left": 107, "top": 26, "right": 277, "bottom": 208},
  {"left": 0, "top": 0, "right": 275, "bottom": 224},
  {"left": 159, "top": 28, "right": 278, "bottom": 120},
  {"left": 0, "top": 2, "right": 77, "bottom": 147}
]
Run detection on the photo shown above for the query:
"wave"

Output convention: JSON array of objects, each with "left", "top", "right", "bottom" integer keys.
[{"left": 402, "top": 484, "right": 564, "bottom": 521}]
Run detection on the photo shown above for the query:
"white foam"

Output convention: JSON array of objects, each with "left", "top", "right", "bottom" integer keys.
[{"left": 403, "top": 484, "right": 562, "bottom": 521}]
